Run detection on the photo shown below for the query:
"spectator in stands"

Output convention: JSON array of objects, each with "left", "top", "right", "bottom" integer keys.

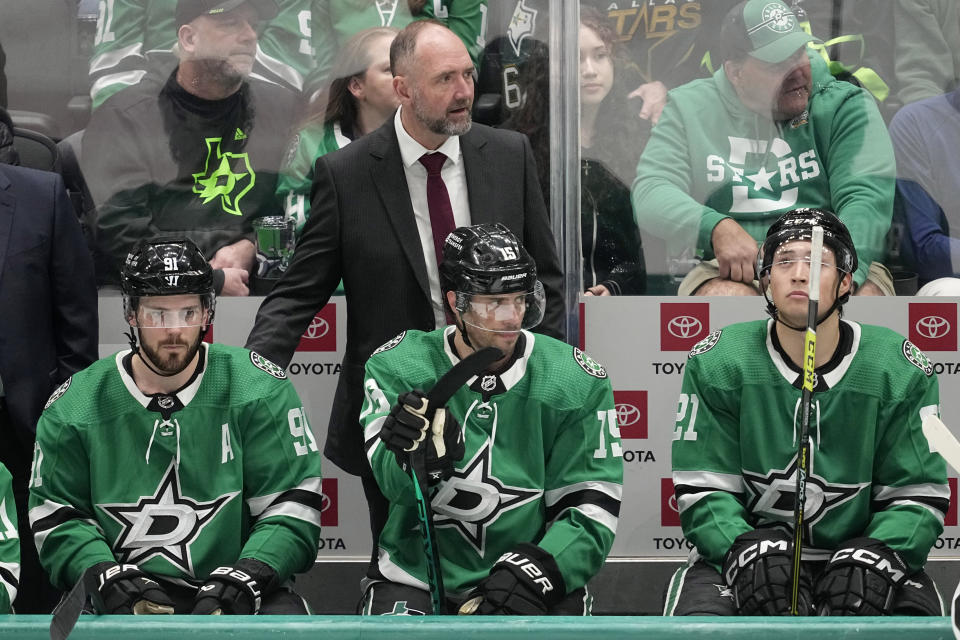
[
  {"left": 83, "top": 0, "right": 297, "bottom": 295},
  {"left": 504, "top": 8, "right": 646, "bottom": 296},
  {"left": 88, "top": 0, "right": 336, "bottom": 109},
  {"left": 632, "top": 0, "right": 896, "bottom": 296},
  {"left": 277, "top": 26, "right": 399, "bottom": 235},
  {"left": 889, "top": 87, "right": 960, "bottom": 285},
  {"left": 894, "top": 0, "right": 960, "bottom": 107},
  {"left": 0, "top": 161, "right": 98, "bottom": 613}
]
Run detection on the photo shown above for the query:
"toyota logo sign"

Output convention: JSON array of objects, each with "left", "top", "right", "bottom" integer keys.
[
  {"left": 320, "top": 478, "right": 338, "bottom": 526},
  {"left": 616, "top": 403, "right": 641, "bottom": 427},
  {"left": 613, "top": 390, "right": 647, "bottom": 439},
  {"left": 296, "top": 304, "right": 337, "bottom": 352},
  {"left": 661, "top": 303, "right": 709, "bottom": 351},
  {"left": 915, "top": 315, "right": 950, "bottom": 339},
  {"left": 909, "top": 302, "right": 957, "bottom": 351},
  {"left": 667, "top": 316, "right": 702, "bottom": 339},
  {"left": 660, "top": 478, "right": 681, "bottom": 526},
  {"left": 305, "top": 316, "right": 331, "bottom": 339}
]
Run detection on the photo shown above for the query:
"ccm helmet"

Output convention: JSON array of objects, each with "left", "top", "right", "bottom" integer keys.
[
  {"left": 439, "top": 223, "right": 545, "bottom": 331},
  {"left": 122, "top": 238, "right": 216, "bottom": 328},
  {"left": 757, "top": 208, "right": 856, "bottom": 328}
]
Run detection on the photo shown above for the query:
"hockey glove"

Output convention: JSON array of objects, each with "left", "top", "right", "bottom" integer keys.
[
  {"left": 459, "top": 544, "right": 566, "bottom": 615},
  {"left": 190, "top": 558, "right": 279, "bottom": 615},
  {"left": 380, "top": 391, "right": 465, "bottom": 484},
  {"left": 722, "top": 528, "right": 812, "bottom": 616},
  {"left": 86, "top": 562, "right": 175, "bottom": 615},
  {"left": 814, "top": 537, "right": 907, "bottom": 616}
]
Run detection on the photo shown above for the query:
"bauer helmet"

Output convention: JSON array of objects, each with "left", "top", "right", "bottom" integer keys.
[{"left": 439, "top": 223, "right": 545, "bottom": 331}]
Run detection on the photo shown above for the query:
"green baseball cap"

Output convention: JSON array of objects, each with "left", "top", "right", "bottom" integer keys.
[{"left": 722, "top": 0, "right": 818, "bottom": 64}]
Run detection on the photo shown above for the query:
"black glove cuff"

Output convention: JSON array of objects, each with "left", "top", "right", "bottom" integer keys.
[
  {"left": 203, "top": 558, "right": 279, "bottom": 614},
  {"left": 825, "top": 537, "right": 907, "bottom": 586},
  {"left": 493, "top": 543, "right": 566, "bottom": 609}
]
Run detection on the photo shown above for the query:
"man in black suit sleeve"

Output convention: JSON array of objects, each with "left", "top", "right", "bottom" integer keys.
[
  {"left": 0, "top": 163, "right": 98, "bottom": 612},
  {"left": 245, "top": 19, "right": 564, "bottom": 562}
]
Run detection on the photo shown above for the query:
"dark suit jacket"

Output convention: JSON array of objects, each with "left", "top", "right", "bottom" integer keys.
[
  {"left": 246, "top": 119, "right": 564, "bottom": 476},
  {"left": 0, "top": 164, "right": 98, "bottom": 441}
]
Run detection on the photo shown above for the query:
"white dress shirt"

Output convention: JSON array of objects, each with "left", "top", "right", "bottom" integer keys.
[{"left": 394, "top": 107, "right": 472, "bottom": 327}]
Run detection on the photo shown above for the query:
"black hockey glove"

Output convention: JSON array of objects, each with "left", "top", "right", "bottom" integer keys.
[
  {"left": 722, "top": 528, "right": 812, "bottom": 616},
  {"left": 379, "top": 390, "right": 464, "bottom": 484},
  {"left": 85, "top": 562, "right": 175, "bottom": 615},
  {"left": 459, "top": 544, "right": 566, "bottom": 615},
  {"left": 190, "top": 558, "right": 279, "bottom": 615},
  {"left": 814, "top": 537, "right": 907, "bottom": 616}
]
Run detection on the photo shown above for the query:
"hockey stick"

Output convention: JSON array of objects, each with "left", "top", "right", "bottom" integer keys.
[
  {"left": 409, "top": 346, "right": 503, "bottom": 615},
  {"left": 790, "top": 225, "right": 823, "bottom": 616},
  {"left": 50, "top": 577, "right": 86, "bottom": 640},
  {"left": 922, "top": 414, "right": 960, "bottom": 474}
]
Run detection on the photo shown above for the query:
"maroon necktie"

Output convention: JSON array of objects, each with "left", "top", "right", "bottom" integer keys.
[{"left": 419, "top": 152, "right": 456, "bottom": 270}]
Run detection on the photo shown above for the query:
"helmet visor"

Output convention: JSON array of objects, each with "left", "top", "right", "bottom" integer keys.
[
  {"left": 126, "top": 294, "right": 215, "bottom": 328},
  {"left": 457, "top": 282, "right": 545, "bottom": 332}
]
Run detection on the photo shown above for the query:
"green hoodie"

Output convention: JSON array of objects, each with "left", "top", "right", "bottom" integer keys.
[{"left": 632, "top": 53, "right": 894, "bottom": 286}]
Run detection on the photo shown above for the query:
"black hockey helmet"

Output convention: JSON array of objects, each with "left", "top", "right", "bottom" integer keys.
[
  {"left": 122, "top": 238, "right": 216, "bottom": 327},
  {"left": 757, "top": 208, "right": 857, "bottom": 329},
  {"left": 439, "top": 223, "right": 544, "bottom": 330}
]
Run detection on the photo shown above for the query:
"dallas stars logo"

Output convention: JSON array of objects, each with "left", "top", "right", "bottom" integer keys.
[
  {"left": 431, "top": 442, "right": 541, "bottom": 556},
  {"left": 99, "top": 462, "right": 238, "bottom": 577},
  {"left": 742, "top": 452, "right": 866, "bottom": 537},
  {"left": 192, "top": 137, "right": 255, "bottom": 216}
]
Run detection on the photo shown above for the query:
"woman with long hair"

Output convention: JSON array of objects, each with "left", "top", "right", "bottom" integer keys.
[{"left": 277, "top": 26, "right": 399, "bottom": 233}]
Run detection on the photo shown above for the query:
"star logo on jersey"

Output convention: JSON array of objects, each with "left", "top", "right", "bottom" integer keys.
[
  {"left": 508, "top": 0, "right": 537, "bottom": 57},
  {"left": 99, "top": 462, "right": 238, "bottom": 577},
  {"left": 741, "top": 453, "right": 866, "bottom": 537},
  {"left": 431, "top": 442, "right": 542, "bottom": 557},
  {"left": 192, "top": 137, "right": 255, "bottom": 216}
]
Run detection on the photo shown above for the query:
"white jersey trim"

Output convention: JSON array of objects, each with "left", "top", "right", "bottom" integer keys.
[
  {"left": 115, "top": 344, "right": 208, "bottom": 409},
  {"left": 89, "top": 43, "right": 144, "bottom": 74},
  {"left": 544, "top": 480, "right": 623, "bottom": 505},
  {"left": 377, "top": 548, "right": 428, "bottom": 592},
  {"left": 0, "top": 560, "right": 18, "bottom": 607}
]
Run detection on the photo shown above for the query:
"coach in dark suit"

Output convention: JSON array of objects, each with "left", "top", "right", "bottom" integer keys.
[
  {"left": 246, "top": 20, "right": 563, "bottom": 557},
  {"left": 0, "top": 163, "right": 98, "bottom": 612}
]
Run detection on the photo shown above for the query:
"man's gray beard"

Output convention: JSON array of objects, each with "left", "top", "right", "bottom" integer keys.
[
  {"left": 193, "top": 58, "right": 247, "bottom": 92},
  {"left": 413, "top": 99, "right": 472, "bottom": 137}
]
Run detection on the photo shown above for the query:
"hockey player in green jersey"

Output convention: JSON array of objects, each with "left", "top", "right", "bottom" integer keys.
[
  {"left": 359, "top": 224, "right": 622, "bottom": 615},
  {"left": 28, "top": 238, "right": 323, "bottom": 615},
  {"left": 665, "top": 209, "right": 949, "bottom": 617},
  {"left": 0, "top": 463, "right": 19, "bottom": 613}
]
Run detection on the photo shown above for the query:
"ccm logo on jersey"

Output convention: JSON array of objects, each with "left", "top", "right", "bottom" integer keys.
[
  {"left": 496, "top": 551, "right": 554, "bottom": 595},
  {"left": 723, "top": 538, "right": 789, "bottom": 584},
  {"left": 829, "top": 547, "right": 905, "bottom": 583}
]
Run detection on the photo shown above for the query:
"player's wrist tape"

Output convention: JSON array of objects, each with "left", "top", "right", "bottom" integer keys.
[
  {"left": 85, "top": 561, "right": 175, "bottom": 615},
  {"left": 192, "top": 558, "right": 279, "bottom": 615}
]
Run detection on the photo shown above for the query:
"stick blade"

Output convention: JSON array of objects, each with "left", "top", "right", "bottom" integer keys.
[{"left": 922, "top": 414, "right": 960, "bottom": 473}]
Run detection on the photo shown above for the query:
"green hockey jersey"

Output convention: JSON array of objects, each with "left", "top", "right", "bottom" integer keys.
[
  {"left": 672, "top": 319, "right": 948, "bottom": 572},
  {"left": 361, "top": 327, "right": 622, "bottom": 596},
  {"left": 0, "top": 463, "right": 18, "bottom": 613},
  {"left": 28, "top": 344, "right": 323, "bottom": 591}
]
